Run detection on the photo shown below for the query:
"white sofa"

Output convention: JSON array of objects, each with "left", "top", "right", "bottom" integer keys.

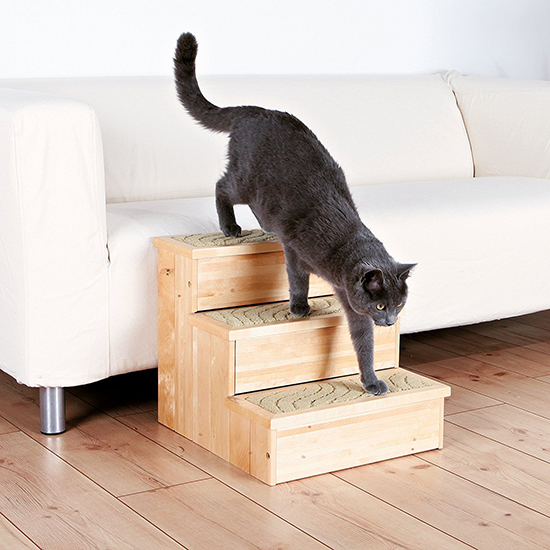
[{"left": 1, "top": 72, "right": 550, "bottom": 431}]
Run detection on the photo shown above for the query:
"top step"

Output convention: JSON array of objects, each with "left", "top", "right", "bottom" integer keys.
[
  {"left": 154, "top": 230, "right": 282, "bottom": 259},
  {"left": 154, "top": 230, "right": 333, "bottom": 311}
]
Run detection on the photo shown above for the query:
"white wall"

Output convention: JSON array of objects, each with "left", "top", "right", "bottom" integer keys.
[{"left": 1, "top": 0, "right": 550, "bottom": 79}]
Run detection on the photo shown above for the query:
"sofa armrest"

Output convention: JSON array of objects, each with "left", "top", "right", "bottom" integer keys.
[
  {"left": 447, "top": 71, "right": 550, "bottom": 179},
  {"left": 0, "top": 88, "right": 109, "bottom": 387}
]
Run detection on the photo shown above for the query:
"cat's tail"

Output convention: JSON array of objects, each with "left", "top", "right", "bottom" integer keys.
[{"left": 174, "top": 33, "right": 235, "bottom": 133}]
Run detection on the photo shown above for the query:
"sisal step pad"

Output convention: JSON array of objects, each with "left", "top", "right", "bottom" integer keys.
[
  {"left": 244, "top": 369, "right": 432, "bottom": 414},
  {"left": 172, "top": 229, "right": 277, "bottom": 248},
  {"left": 204, "top": 297, "right": 341, "bottom": 328}
]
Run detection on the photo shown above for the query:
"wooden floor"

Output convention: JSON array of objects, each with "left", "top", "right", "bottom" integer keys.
[{"left": 1, "top": 311, "right": 550, "bottom": 549}]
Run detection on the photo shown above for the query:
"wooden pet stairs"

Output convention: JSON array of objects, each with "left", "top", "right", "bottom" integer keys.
[{"left": 154, "top": 231, "right": 450, "bottom": 485}]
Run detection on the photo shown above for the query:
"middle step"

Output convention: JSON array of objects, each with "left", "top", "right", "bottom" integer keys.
[{"left": 188, "top": 296, "right": 400, "bottom": 394}]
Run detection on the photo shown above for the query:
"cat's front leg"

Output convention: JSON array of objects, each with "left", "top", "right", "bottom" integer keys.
[
  {"left": 283, "top": 245, "right": 311, "bottom": 317},
  {"left": 335, "top": 288, "right": 388, "bottom": 396}
]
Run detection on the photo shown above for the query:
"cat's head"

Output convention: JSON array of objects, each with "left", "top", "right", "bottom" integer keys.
[{"left": 345, "top": 261, "right": 416, "bottom": 326}]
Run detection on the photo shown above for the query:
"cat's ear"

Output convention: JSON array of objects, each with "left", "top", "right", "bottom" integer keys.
[
  {"left": 352, "top": 263, "right": 384, "bottom": 294},
  {"left": 397, "top": 263, "right": 416, "bottom": 281},
  {"left": 363, "top": 269, "right": 384, "bottom": 294}
]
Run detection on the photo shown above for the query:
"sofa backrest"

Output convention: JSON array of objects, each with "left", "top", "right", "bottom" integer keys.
[
  {"left": 0, "top": 74, "right": 473, "bottom": 203},
  {"left": 447, "top": 71, "right": 550, "bottom": 179}
]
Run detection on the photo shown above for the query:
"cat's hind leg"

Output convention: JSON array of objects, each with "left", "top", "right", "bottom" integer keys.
[
  {"left": 283, "top": 245, "right": 311, "bottom": 317},
  {"left": 250, "top": 207, "right": 274, "bottom": 234},
  {"left": 334, "top": 288, "right": 388, "bottom": 396},
  {"left": 216, "top": 176, "right": 242, "bottom": 238}
]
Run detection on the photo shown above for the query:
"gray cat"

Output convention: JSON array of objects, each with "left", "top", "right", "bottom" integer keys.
[{"left": 174, "top": 33, "right": 415, "bottom": 395}]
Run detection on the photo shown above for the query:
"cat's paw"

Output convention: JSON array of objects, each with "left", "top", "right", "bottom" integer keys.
[
  {"left": 222, "top": 224, "right": 242, "bottom": 238},
  {"left": 363, "top": 379, "right": 388, "bottom": 396},
  {"left": 290, "top": 301, "right": 311, "bottom": 317}
]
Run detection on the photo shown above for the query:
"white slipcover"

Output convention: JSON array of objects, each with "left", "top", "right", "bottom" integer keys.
[{"left": 0, "top": 88, "right": 109, "bottom": 387}]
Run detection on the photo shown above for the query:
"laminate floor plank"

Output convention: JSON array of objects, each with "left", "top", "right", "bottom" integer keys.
[
  {"left": 402, "top": 352, "right": 550, "bottom": 420},
  {"left": 515, "top": 310, "right": 550, "bottom": 331},
  {"left": 0, "top": 414, "right": 18, "bottom": 435},
  {"left": 0, "top": 432, "right": 184, "bottom": 550},
  {"left": 421, "top": 422, "right": 550, "bottom": 516},
  {"left": 0, "top": 370, "right": 208, "bottom": 497},
  {"left": 401, "top": 338, "right": 503, "bottom": 414},
  {"left": 120, "top": 412, "right": 468, "bottom": 550},
  {"left": 122, "top": 477, "right": 328, "bottom": 550},
  {"left": 462, "top": 319, "right": 550, "bottom": 356},
  {"left": 409, "top": 328, "right": 550, "bottom": 376},
  {"left": 336, "top": 454, "right": 550, "bottom": 550},
  {"left": 411, "top": 326, "right": 518, "bottom": 356},
  {"left": 448, "top": 404, "right": 550, "bottom": 464},
  {"left": 0, "top": 514, "right": 39, "bottom": 549}
]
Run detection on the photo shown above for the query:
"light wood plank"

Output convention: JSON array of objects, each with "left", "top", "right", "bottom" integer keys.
[
  {"left": 448, "top": 404, "right": 550, "bottom": 464},
  {"left": 0, "top": 432, "right": 183, "bottom": 550},
  {"left": 157, "top": 246, "right": 176, "bottom": 429},
  {"left": 411, "top": 326, "right": 550, "bottom": 377},
  {"left": 466, "top": 347, "right": 550, "bottom": 378},
  {"left": 0, "top": 515, "right": 39, "bottom": 549},
  {"left": 235, "top": 325, "right": 358, "bottom": 393},
  {"left": 176, "top": 254, "right": 195, "bottom": 437},
  {"left": 0, "top": 371, "right": 208, "bottom": 497},
  {"left": 194, "top": 327, "right": 212, "bottom": 449},
  {"left": 462, "top": 319, "right": 550, "bottom": 356},
  {"left": 0, "top": 414, "right": 18, "bottom": 435},
  {"left": 210, "top": 332, "right": 234, "bottom": 460},
  {"left": 404, "top": 354, "right": 550, "bottom": 420},
  {"left": 122, "top": 478, "right": 326, "bottom": 549},
  {"left": 336, "top": 454, "right": 550, "bottom": 549},
  {"left": 275, "top": 399, "right": 443, "bottom": 484},
  {"left": 401, "top": 337, "right": 503, "bottom": 414},
  {"left": 197, "top": 251, "right": 332, "bottom": 310},
  {"left": 421, "top": 422, "right": 550, "bottom": 515},
  {"left": 515, "top": 310, "right": 550, "bottom": 331},
  {"left": 229, "top": 410, "right": 251, "bottom": 473}
]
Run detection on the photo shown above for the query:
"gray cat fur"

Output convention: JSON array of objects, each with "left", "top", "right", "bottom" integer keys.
[{"left": 174, "top": 33, "right": 415, "bottom": 395}]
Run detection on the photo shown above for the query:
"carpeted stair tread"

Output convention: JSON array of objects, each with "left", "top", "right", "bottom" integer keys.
[
  {"left": 172, "top": 229, "right": 277, "bottom": 248},
  {"left": 204, "top": 297, "right": 341, "bottom": 327},
  {"left": 244, "top": 370, "right": 432, "bottom": 414}
]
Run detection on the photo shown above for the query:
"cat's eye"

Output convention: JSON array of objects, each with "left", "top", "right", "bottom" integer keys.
[{"left": 376, "top": 303, "right": 385, "bottom": 310}]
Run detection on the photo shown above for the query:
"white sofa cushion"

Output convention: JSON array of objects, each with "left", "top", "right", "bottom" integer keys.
[
  {"left": 106, "top": 176, "right": 550, "bottom": 375},
  {"left": 0, "top": 75, "right": 473, "bottom": 203},
  {"left": 447, "top": 71, "right": 550, "bottom": 179}
]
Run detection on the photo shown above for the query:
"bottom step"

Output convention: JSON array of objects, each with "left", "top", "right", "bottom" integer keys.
[{"left": 226, "top": 368, "right": 450, "bottom": 485}]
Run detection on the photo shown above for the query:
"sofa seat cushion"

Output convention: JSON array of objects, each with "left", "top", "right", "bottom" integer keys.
[{"left": 106, "top": 176, "right": 550, "bottom": 375}]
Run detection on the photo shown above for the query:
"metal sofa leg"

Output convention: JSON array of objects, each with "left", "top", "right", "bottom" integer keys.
[{"left": 39, "top": 387, "right": 66, "bottom": 434}]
